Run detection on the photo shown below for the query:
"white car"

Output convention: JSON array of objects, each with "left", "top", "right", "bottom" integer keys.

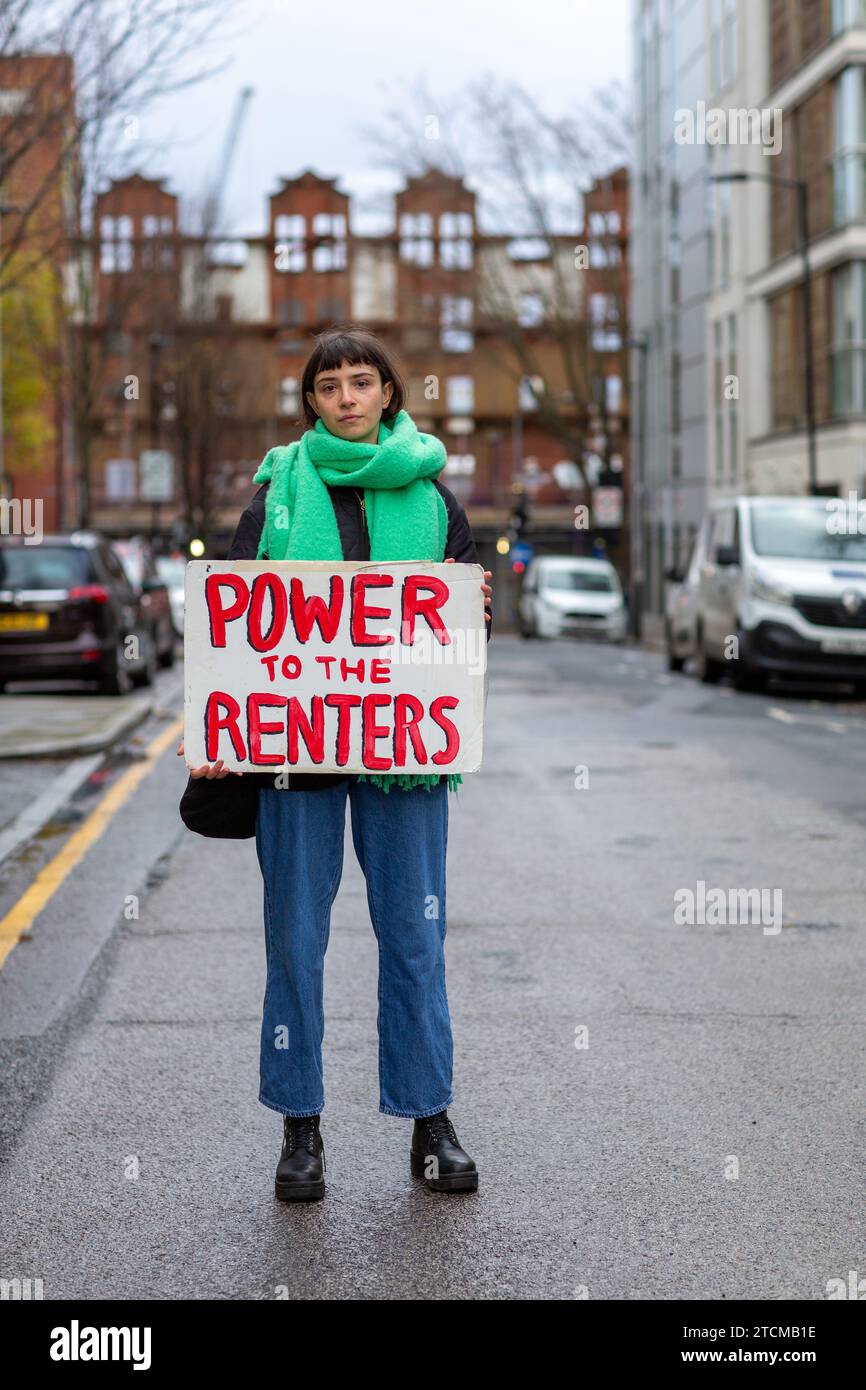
[
  {"left": 664, "top": 540, "right": 700, "bottom": 672},
  {"left": 155, "top": 553, "right": 186, "bottom": 636},
  {"left": 518, "top": 556, "right": 627, "bottom": 641},
  {"left": 691, "top": 495, "right": 866, "bottom": 692}
]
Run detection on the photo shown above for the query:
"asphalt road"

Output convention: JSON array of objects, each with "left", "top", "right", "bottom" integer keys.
[{"left": 0, "top": 636, "right": 864, "bottom": 1300}]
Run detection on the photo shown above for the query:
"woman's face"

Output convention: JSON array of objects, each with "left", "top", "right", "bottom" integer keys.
[{"left": 306, "top": 360, "right": 394, "bottom": 444}]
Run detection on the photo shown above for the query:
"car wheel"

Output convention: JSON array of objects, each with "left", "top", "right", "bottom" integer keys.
[
  {"left": 131, "top": 631, "right": 158, "bottom": 688},
  {"left": 98, "top": 643, "right": 134, "bottom": 697},
  {"left": 696, "top": 631, "right": 723, "bottom": 684},
  {"left": 158, "top": 631, "right": 176, "bottom": 668},
  {"left": 665, "top": 623, "right": 686, "bottom": 672},
  {"left": 733, "top": 662, "right": 765, "bottom": 693}
]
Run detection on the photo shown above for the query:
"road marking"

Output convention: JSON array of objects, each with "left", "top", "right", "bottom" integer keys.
[
  {"left": 0, "top": 715, "right": 183, "bottom": 969},
  {"left": 766, "top": 707, "right": 850, "bottom": 735},
  {"left": 767, "top": 707, "right": 797, "bottom": 724},
  {"left": 0, "top": 752, "right": 104, "bottom": 868}
]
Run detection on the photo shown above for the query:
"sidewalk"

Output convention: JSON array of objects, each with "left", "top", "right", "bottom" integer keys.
[
  {"left": 633, "top": 611, "right": 666, "bottom": 655},
  {"left": 0, "top": 692, "right": 153, "bottom": 759}
]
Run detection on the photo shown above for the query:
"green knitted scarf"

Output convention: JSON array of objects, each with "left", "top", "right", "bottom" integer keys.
[{"left": 251, "top": 407, "right": 462, "bottom": 795}]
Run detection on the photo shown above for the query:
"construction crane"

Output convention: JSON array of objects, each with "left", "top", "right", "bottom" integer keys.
[{"left": 200, "top": 84, "right": 255, "bottom": 243}]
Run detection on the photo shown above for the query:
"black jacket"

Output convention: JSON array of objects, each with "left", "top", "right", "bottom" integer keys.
[{"left": 226, "top": 477, "right": 490, "bottom": 790}]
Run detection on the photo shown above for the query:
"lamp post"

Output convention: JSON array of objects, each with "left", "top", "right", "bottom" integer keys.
[
  {"left": 711, "top": 171, "right": 818, "bottom": 496},
  {"left": 625, "top": 334, "right": 648, "bottom": 641}
]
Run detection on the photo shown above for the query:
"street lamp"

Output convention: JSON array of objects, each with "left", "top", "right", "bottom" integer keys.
[
  {"left": 710, "top": 171, "right": 818, "bottom": 496},
  {"left": 625, "top": 333, "right": 648, "bottom": 641}
]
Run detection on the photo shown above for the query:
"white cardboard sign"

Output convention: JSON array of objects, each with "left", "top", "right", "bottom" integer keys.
[{"left": 183, "top": 560, "right": 486, "bottom": 775}]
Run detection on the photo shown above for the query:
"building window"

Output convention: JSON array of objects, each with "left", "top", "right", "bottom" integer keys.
[
  {"left": 100, "top": 215, "right": 133, "bottom": 273},
  {"left": 311, "top": 212, "right": 347, "bottom": 272},
  {"left": 590, "top": 292, "right": 621, "bottom": 351},
  {"left": 105, "top": 458, "right": 136, "bottom": 501},
  {"left": 439, "top": 211, "right": 473, "bottom": 268},
  {"left": 518, "top": 291, "right": 544, "bottom": 327},
  {"left": 722, "top": 0, "right": 737, "bottom": 87},
  {"left": 589, "top": 210, "right": 620, "bottom": 235},
  {"left": 443, "top": 453, "right": 476, "bottom": 478},
  {"left": 141, "top": 213, "right": 174, "bottom": 268},
  {"left": 316, "top": 296, "right": 343, "bottom": 323},
  {"left": 605, "top": 373, "right": 622, "bottom": 415},
  {"left": 440, "top": 295, "right": 473, "bottom": 351},
  {"left": 710, "top": 0, "right": 736, "bottom": 93},
  {"left": 446, "top": 375, "right": 474, "bottom": 412},
  {"left": 831, "top": 261, "right": 866, "bottom": 414},
  {"left": 275, "top": 214, "right": 306, "bottom": 273},
  {"left": 670, "top": 350, "right": 681, "bottom": 434},
  {"left": 716, "top": 151, "right": 732, "bottom": 288},
  {"left": 278, "top": 376, "right": 300, "bottom": 416},
  {"left": 705, "top": 150, "right": 716, "bottom": 285},
  {"left": 713, "top": 321, "right": 724, "bottom": 483},
  {"left": 833, "top": 0, "right": 866, "bottom": 34},
  {"left": 518, "top": 374, "right": 544, "bottom": 411},
  {"left": 588, "top": 209, "right": 622, "bottom": 267},
  {"left": 399, "top": 212, "right": 434, "bottom": 266},
  {"left": 832, "top": 68, "right": 866, "bottom": 225},
  {"left": 728, "top": 313, "right": 738, "bottom": 479},
  {"left": 276, "top": 298, "right": 305, "bottom": 327}
]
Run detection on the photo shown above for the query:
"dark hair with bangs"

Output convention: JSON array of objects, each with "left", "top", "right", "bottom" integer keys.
[{"left": 300, "top": 324, "right": 406, "bottom": 429}]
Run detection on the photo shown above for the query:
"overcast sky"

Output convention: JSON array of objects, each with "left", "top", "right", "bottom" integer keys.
[{"left": 133, "top": 0, "right": 632, "bottom": 237}]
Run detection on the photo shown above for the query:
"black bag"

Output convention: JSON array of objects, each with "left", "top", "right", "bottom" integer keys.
[{"left": 179, "top": 770, "right": 265, "bottom": 839}]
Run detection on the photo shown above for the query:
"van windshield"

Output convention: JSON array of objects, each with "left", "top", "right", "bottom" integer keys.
[
  {"left": 750, "top": 502, "right": 866, "bottom": 561},
  {"left": 544, "top": 569, "right": 616, "bottom": 592}
]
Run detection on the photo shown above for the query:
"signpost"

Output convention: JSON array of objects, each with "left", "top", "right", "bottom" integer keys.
[
  {"left": 139, "top": 450, "right": 174, "bottom": 500},
  {"left": 592, "top": 485, "right": 623, "bottom": 528},
  {"left": 140, "top": 449, "right": 174, "bottom": 543},
  {"left": 183, "top": 560, "right": 487, "bottom": 775}
]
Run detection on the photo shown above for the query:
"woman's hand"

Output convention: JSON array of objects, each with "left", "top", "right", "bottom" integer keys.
[
  {"left": 177, "top": 739, "right": 243, "bottom": 777},
  {"left": 445, "top": 558, "right": 493, "bottom": 623}
]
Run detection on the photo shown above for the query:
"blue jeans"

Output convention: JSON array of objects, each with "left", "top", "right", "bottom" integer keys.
[{"left": 254, "top": 778, "right": 453, "bottom": 1119}]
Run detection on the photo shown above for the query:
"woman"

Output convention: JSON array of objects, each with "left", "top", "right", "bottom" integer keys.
[{"left": 179, "top": 326, "right": 492, "bottom": 1202}]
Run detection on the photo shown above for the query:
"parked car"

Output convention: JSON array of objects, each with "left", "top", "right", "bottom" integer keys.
[
  {"left": 112, "top": 537, "right": 176, "bottom": 668},
  {"left": 0, "top": 532, "right": 159, "bottom": 695},
  {"left": 518, "top": 556, "right": 627, "bottom": 641},
  {"left": 689, "top": 495, "right": 866, "bottom": 691},
  {"left": 664, "top": 540, "right": 700, "bottom": 673},
  {"left": 154, "top": 552, "right": 186, "bottom": 636}
]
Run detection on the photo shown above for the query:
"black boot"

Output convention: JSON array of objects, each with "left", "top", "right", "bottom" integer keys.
[
  {"left": 410, "top": 1110, "right": 478, "bottom": 1192},
  {"left": 275, "top": 1114, "right": 325, "bottom": 1202}
]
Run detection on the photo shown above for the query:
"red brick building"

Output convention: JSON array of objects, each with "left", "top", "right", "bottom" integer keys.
[{"left": 75, "top": 163, "right": 631, "bottom": 598}]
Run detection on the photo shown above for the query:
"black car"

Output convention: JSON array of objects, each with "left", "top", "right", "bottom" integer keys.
[
  {"left": 112, "top": 537, "right": 176, "bottom": 671},
  {"left": 0, "top": 531, "right": 162, "bottom": 695}
]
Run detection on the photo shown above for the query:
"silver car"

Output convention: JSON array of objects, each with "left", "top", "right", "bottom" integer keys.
[{"left": 518, "top": 556, "right": 627, "bottom": 641}]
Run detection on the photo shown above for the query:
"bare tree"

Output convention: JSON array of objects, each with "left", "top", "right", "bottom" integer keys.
[
  {"left": 0, "top": 0, "right": 243, "bottom": 522},
  {"left": 0, "top": 0, "right": 238, "bottom": 282},
  {"left": 358, "top": 72, "right": 631, "bottom": 496}
]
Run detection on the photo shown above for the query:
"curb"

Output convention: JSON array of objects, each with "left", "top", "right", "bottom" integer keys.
[{"left": 0, "top": 696, "right": 154, "bottom": 760}]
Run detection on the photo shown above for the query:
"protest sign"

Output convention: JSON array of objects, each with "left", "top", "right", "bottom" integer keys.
[{"left": 183, "top": 560, "right": 486, "bottom": 775}]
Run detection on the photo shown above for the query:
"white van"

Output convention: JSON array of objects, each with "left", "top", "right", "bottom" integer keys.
[
  {"left": 518, "top": 555, "right": 627, "bottom": 642},
  {"left": 690, "top": 495, "right": 866, "bottom": 691}
]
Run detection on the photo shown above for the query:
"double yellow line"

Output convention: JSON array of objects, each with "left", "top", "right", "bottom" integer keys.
[{"left": 0, "top": 716, "right": 183, "bottom": 970}]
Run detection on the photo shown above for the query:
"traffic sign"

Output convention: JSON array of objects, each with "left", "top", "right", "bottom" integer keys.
[{"left": 140, "top": 450, "right": 174, "bottom": 501}]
